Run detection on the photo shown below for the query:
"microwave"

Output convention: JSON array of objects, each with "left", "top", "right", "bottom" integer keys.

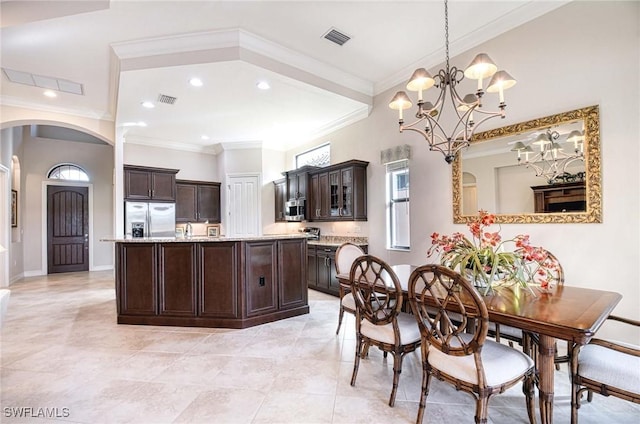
[{"left": 285, "top": 199, "right": 305, "bottom": 221}]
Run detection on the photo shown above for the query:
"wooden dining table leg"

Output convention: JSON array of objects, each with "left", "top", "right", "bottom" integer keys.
[{"left": 538, "top": 334, "right": 556, "bottom": 424}]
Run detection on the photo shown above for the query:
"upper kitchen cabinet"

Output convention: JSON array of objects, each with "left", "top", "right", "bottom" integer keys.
[
  {"left": 124, "top": 165, "right": 178, "bottom": 202},
  {"left": 176, "top": 180, "right": 221, "bottom": 223},
  {"left": 284, "top": 165, "right": 318, "bottom": 201},
  {"left": 274, "top": 178, "right": 287, "bottom": 222},
  {"left": 309, "top": 160, "right": 368, "bottom": 221},
  {"left": 309, "top": 172, "right": 330, "bottom": 220}
]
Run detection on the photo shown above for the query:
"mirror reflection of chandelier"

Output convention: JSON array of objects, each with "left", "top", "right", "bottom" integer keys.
[
  {"left": 511, "top": 128, "right": 584, "bottom": 184},
  {"left": 389, "top": 0, "right": 516, "bottom": 164}
]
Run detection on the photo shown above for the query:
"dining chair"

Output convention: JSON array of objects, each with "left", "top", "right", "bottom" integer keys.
[
  {"left": 570, "top": 315, "right": 640, "bottom": 424},
  {"left": 408, "top": 264, "right": 536, "bottom": 424},
  {"left": 492, "top": 249, "right": 567, "bottom": 369},
  {"left": 334, "top": 242, "right": 365, "bottom": 334},
  {"left": 349, "top": 254, "right": 421, "bottom": 407}
]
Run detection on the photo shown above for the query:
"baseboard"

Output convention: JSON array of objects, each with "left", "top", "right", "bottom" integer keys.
[
  {"left": 90, "top": 265, "right": 113, "bottom": 271},
  {"left": 22, "top": 270, "right": 44, "bottom": 278}
]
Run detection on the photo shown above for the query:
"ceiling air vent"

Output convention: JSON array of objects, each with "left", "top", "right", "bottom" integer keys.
[
  {"left": 157, "top": 93, "right": 177, "bottom": 105},
  {"left": 323, "top": 28, "right": 351, "bottom": 46},
  {"left": 2, "top": 68, "right": 84, "bottom": 95}
]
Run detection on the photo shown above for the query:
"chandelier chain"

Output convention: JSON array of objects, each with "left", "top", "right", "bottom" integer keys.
[{"left": 444, "top": 0, "right": 450, "bottom": 74}]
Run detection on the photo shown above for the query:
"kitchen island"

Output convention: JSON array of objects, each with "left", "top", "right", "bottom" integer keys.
[{"left": 105, "top": 235, "right": 309, "bottom": 329}]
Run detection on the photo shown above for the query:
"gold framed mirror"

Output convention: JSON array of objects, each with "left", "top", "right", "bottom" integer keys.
[{"left": 453, "top": 105, "right": 601, "bottom": 223}]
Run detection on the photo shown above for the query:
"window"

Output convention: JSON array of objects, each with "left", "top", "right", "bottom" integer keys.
[
  {"left": 47, "top": 164, "right": 89, "bottom": 181},
  {"left": 295, "top": 143, "right": 330, "bottom": 168},
  {"left": 386, "top": 160, "right": 410, "bottom": 250}
]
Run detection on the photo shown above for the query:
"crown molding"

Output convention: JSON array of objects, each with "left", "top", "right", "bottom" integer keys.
[
  {"left": 124, "top": 134, "right": 218, "bottom": 155},
  {"left": 111, "top": 28, "right": 373, "bottom": 98},
  {"left": 0, "top": 95, "right": 113, "bottom": 121},
  {"left": 219, "top": 141, "right": 263, "bottom": 151}
]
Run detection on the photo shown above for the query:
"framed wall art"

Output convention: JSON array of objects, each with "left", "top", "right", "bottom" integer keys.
[
  {"left": 11, "top": 190, "right": 17, "bottom": 227},
  {"left": 207, "top": 226, "right": 219, "bottom": 237}
]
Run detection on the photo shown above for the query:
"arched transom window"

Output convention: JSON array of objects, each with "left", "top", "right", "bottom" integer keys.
[{"left": 47, "top": 163, "right": 89, "bottom": 181}]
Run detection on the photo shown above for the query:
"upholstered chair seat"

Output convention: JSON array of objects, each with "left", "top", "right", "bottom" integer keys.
[
  {"left": 571, "top": 315, "right": 640, "bottom": 423},
  {"left": 334, "top": 242, "right": 365, "bottom": 334},
  {"left": 578, "top": 342, "right": 640, "bottom": 394}
]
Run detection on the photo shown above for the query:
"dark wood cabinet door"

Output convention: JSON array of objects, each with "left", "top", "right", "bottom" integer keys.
[
  {"left": 197, "top": 183, "right": 221, "bottom": 223},
  {"left": 245, "top": 241, "right": 278, "bottom": 317},
  {"left": 329, "top": 170, "right": 340, "bottom": 218},
  {"left": 278, "top": 239, "right": 307, "bottom": 309},
  {"left": 118, "top": 243, "right": 157, "bottom": 315},
  {"left": 339, "top": 167, "right": 354, "bottom": 218},
  {"left": 297, "top": 173, "right": 307, "bottom": 200},
  {"left": 309, "top": 172, "right": 331, "bottom": 221},
  {"left": 309, "top": 175, "right": 319, "bottom": 219},
  {"left": 176, "top": 181, "right": 221, "bottom": 223},
  {"left": 124, "top": 165, "right": 178, "bottom": 201},
  {"left": 274, "top": 179, "right": 287, "bottom": 222},
  {"left": 151, "top": 172, "right": 176, "bottom": 201},
  {"left": 287, "top": 173, "right": 299, "bottom": 200},
  {"left": 307, "top": 246, "right": 318, "bottom": 288},
  {"left": 158, "top": 243, "right": 197, "bottom": 316},
  {"left": 199, "top": 242, "right": 239, "bottom": 318},
  {"left": 286, "top": 171, "right": 309, "bottom": 201},
  {"left": 318, "top": 172, "right": 330, "bottom": 219},
  {"left": 327, "top": 251, "right": 339, "bottom": 293},
  {"left": 307, "top": 244, "right": 344, "bottom": 296},
  {"left": 124, "top": 169, "right": 152, "bottom": 200},
  {"left": 316, "top": 248, "right": 333, "bottom": 290},
  {"left": 352, "top": 164, "right": 368, "bottom": 220},
  {"left": 176, "top": 183, "right": 197, "bottom": 222}
]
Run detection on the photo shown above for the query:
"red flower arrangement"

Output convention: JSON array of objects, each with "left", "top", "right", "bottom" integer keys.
[{"left": 428, "top": 210, "right": 560, "bottom": 293}]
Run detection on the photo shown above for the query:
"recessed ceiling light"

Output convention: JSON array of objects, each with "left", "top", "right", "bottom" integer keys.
[
  {"left": 189, "top": 78, "right": 203, "bottom": 87},
  {"left": 201, "top": 135, "right": 210, "bottom": 140},
  {"left": 256, "top": 81, "right": 270, "bottom": 90},
  {"left": 43, "top": 90, "right": 57, "bottom": 98},
  {"left": 141, "top": 101, "right": 155, "bottom": 109}
]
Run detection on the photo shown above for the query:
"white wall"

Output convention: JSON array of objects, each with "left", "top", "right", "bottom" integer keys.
[
  {"left": 286, "top": 1, "right": 640, "bottom": 343},
  {"left": 123, "top": 143, "right": 218, "bottom": 181}
]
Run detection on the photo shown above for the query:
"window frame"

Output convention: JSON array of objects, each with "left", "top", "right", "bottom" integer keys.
[
  {"left": 47, "top": 163, "right": 90, "bottom": 182},
  {"left": 386, "top": 160, "right": 410, "bottom": 251},
  {"left": 295, "top": 143, "right": 330, "bottom": 169}
]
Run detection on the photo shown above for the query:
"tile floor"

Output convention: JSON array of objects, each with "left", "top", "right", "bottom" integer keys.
[{"left": 1, "top": 271, "right": 639, "bottom": 423}]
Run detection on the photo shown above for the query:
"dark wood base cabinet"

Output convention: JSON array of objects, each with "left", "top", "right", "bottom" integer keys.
[
  {"left": 307, "top": 244, "right": 367, "bottom": 296},
  {"left": 116, "top": 238, "right": 309, "bottom": 329}
]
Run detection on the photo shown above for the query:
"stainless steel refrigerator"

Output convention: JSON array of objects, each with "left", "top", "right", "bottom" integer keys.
[{"left": 124, "top": 202, "right": 176, "bottom": 238}]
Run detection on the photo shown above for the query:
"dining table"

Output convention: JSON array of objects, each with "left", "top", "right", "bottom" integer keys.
[{"left": 338, "top": 264, "right": 622, "bottom": 424}]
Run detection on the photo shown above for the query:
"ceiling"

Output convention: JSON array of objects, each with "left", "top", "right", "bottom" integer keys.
[{"left": 0, "top": 0, "right": 568, "bottom": 153}]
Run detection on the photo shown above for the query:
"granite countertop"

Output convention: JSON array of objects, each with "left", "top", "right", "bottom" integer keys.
[
  {"left": 101, "top": 234, "right": 311, "bottom": 243},
  {"left": 308, "top": 236, "right": 368, "bottom": 247}
]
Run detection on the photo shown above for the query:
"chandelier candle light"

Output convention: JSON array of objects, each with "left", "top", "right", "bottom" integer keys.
[{"left": 389, "top": 0, "right": 516, "bottom": 163}]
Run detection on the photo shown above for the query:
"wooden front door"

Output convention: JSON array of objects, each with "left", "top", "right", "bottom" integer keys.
[{"left": 47, "top": 185, "right": 89, "bottom": 273}]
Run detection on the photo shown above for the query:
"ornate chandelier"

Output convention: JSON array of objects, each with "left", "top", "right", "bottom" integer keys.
[
  {"left": 389, "top": 0, "right": 516, "bottom": 164},
  {"left": 511, "top": 129, "right": 585, "bottom": 184}
]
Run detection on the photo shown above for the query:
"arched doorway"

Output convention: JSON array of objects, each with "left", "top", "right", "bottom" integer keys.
[{"left": 2, "top": 123, "right": 114, "bottom": 279}]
